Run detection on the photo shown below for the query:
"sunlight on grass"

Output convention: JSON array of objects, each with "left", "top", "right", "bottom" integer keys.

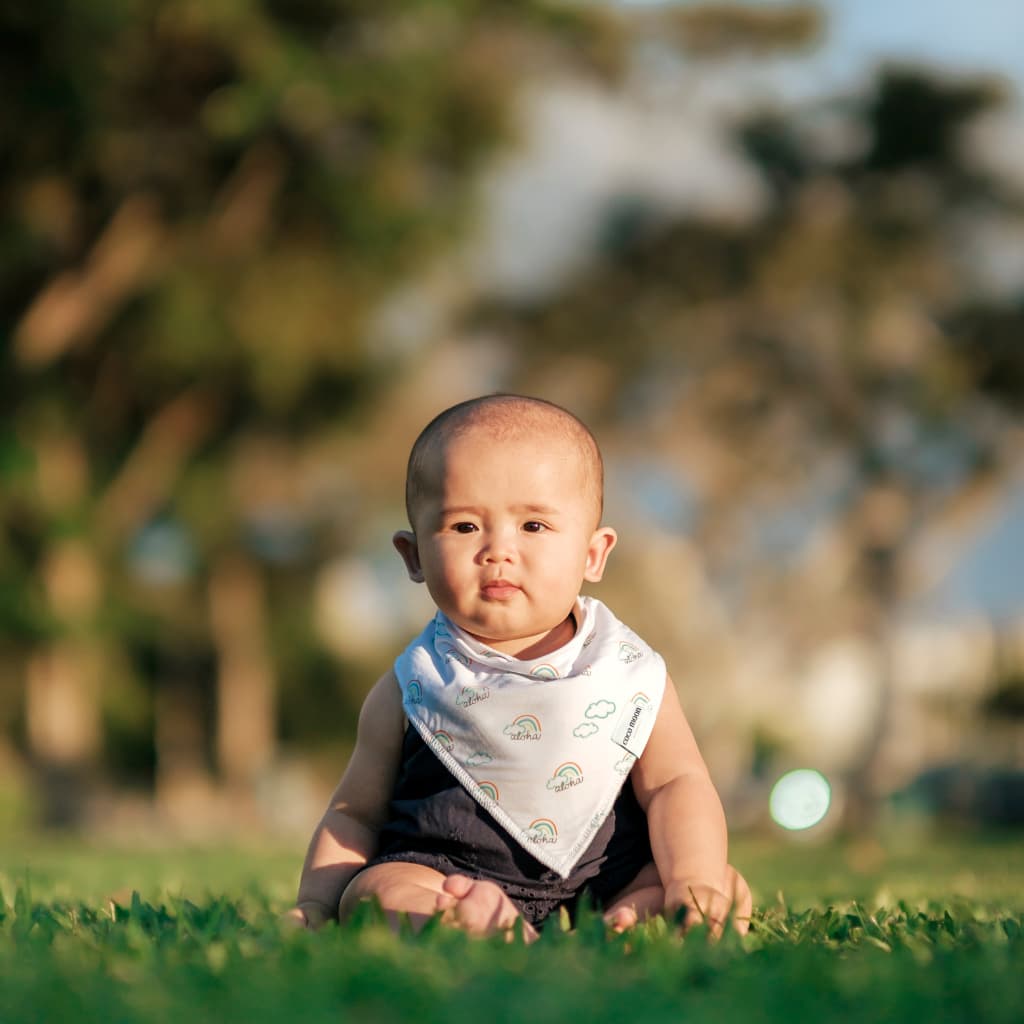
[{"left": 2, "top": 830, "right": 1022, "bottom": 1024}]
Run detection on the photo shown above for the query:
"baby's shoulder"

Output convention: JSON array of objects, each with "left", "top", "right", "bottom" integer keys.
[{"left": 358, "top": 668, "right": 406, "bottom": 736}]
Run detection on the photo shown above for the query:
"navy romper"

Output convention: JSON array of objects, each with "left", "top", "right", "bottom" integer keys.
[{"left": 364, "top": 725, "right": 655, "bottom": 927}]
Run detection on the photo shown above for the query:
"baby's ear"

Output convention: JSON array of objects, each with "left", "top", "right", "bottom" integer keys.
[
  {"left": 393, "top": 530, "right": 425, "bottom": 583},
  {"left": 583, "top": 526, "right": 617, "bottom": 583}
]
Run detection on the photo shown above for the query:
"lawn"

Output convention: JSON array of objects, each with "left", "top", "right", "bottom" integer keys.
[{"left": 2, "top": 830, "right": 1022, "bottom": 1023}]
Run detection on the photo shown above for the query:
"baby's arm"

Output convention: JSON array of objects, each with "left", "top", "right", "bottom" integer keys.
[
  {"left": 290, "top": 670, "right": 405, "bottom": 928},
  {"left": 630, "top": 674, "right": 733, "bottom": 929}
]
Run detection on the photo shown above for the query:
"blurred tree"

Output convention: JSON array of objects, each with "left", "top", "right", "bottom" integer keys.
[
  {"left": 469, "top": 63, "right": 1023, "bottom": 825},
  {"left": 0, "top": 0, "right": 617, "bottom": 826},
  {"left": 666, "top": 1, "right": 821, "bottom": 57}
]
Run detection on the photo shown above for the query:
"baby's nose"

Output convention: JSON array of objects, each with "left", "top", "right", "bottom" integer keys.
[{"left": 481, "top": 530, "right": 517, "bottom": 562}]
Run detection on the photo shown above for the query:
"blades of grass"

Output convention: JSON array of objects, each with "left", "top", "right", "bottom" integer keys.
[
  {"left": 12, "top": 884, "right": 33, "bottom": 942},
  {"left": 414, "top": 910, "right": 444, "bottom": 942}
]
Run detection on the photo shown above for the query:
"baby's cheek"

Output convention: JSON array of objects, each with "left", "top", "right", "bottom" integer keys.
[{"left": 424, "top": 574, "right": 464, "bottom": 616}]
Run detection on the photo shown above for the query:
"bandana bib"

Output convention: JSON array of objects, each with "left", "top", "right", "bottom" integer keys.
[{"left": 394, "top": 596, "right": 666, "bottom": 877}]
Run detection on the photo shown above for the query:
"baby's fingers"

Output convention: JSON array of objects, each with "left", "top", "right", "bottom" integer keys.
[
  {"left": 725, "top": 864, "right": 752, "bottom": 936},
  {"left": 604, "top": 905, "right": 638, "bottom": 933},
  {"left": 679, "top": 887, "right": 731, "bottom": 939}
]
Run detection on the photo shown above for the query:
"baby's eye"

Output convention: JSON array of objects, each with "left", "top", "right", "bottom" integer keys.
[
  {"left": 452, "top": 522, "right": 478, "bottom": 534},
  {"left": 522, "top": 521, "right": 547, "bottom": 533}
]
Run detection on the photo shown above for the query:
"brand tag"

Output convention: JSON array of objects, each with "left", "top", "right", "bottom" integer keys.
[{"left": 611, "top": 700, "right": 656, "bottom": 756}]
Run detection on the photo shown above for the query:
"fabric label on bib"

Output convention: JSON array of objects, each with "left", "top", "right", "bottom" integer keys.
[{"left": 611, "top": 698, "right": 657, "bottom": 756}]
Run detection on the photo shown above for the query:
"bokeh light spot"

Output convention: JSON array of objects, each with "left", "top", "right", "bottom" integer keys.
[{"left": 769, "top": 769, "right": 832, "bottom": 830}]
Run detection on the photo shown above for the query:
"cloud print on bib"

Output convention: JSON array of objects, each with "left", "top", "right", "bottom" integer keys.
[
  {"left": 618, "top": 641, "right": 643, "bottom": 664},
  {"left": 585, "top": 700, "right": 616, "bottom": 720},
  {"left": 455, "top": 685, "right": 490, "bottom": 707}
]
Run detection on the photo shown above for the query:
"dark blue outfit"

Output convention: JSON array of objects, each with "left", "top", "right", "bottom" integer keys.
[{"left": 365, "top": 725, "right": 654, "bottom": 927}]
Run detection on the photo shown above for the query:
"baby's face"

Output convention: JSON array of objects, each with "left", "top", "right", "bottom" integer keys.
[{"left": 400, "top": 425, "right": 615, "bottom": 657}]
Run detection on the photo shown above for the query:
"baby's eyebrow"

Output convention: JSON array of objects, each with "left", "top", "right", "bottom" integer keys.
[{"left": 438, "top": 504, "right": 562, "bottom": 517}]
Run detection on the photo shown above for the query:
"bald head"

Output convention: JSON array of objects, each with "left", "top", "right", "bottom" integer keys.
[{"left": 405, "top": 395, "right": 604, "bottom": 530}]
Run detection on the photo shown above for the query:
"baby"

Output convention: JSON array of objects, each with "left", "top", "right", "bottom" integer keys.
[{"left": 288, "top": 395, "right": 750, "bottom": 938}]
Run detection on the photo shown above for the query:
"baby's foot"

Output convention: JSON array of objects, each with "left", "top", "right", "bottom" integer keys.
[{"left": 434, "top": 874, "right": 538, "bottom": 941}]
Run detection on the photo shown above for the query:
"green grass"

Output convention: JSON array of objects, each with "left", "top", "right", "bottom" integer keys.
[{"left": 2, "top": 831, "right": 1023, "bottom": 1023}]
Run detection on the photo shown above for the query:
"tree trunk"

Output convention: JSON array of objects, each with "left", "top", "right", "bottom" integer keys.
[
  {"left": 25, "top": 537, "right": 103, "bottom": 828},
  {"left": 208, "top": 554, "right": 276, "bottom": 794}
]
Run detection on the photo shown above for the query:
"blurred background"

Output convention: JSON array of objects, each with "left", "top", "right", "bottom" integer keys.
[{"left": 2, "top": 0, "right": 1023, "bottom": 848}]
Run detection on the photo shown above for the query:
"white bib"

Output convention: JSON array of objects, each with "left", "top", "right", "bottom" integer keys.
[{"left": 394, "top": 596, "right": 666, "bottom": 877}]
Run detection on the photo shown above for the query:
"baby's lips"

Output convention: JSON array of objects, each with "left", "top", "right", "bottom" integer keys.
[{"left": 482, "top": 580, "right": 521, "bottom": 595}]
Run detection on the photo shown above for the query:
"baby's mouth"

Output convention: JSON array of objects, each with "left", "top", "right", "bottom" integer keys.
[{"left": 481, "top": 580, "right": 521, "bottom": 599}]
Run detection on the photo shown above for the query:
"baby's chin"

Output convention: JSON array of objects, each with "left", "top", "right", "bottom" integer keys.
[{"left": 463, "top": 619, "right": 577, "bottom": 659}]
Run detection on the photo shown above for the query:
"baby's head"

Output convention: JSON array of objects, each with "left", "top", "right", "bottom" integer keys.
[
  {"left": 394, "top": 395, "right": 616, "bottom": 656},
  {"left": 404, "top": 395, "right": 604, "bottom": 531}
]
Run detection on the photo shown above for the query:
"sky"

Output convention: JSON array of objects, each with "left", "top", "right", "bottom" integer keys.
[
  {"left": 611, "top": 0, "right": 1024, "bottom": 99},
  {"left": 920, "top": 480, "right": 1024, "bottom": 624},
  {"left": 820, "top": 0, "right": 1024, "bottom": 94},
  {"left": 478, "top": 1, "right": 1024, "bottom": 301}
]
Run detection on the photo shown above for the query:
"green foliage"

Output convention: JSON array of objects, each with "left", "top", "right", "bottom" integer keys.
[
  {"left": 2, "top": 836, "right": 1023, "bottom": 1023},
  {"left": 1, "top": 887, "right": 1022, "bottom": 1023},
  {"left": 0, "top": 0, "right": 612, "bottom": 793}
]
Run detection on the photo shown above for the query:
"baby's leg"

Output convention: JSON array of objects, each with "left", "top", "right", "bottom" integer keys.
[{"left": 339, "top": 862, "right": 449, "bottom": 930}]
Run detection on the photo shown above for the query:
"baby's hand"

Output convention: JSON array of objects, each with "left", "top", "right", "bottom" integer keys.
[
  {"left": 668, "top": 882, "right": 731, "bottom": 937},
  {"left": 666, "top": 865, "right": 752, "bottom": 938}
]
